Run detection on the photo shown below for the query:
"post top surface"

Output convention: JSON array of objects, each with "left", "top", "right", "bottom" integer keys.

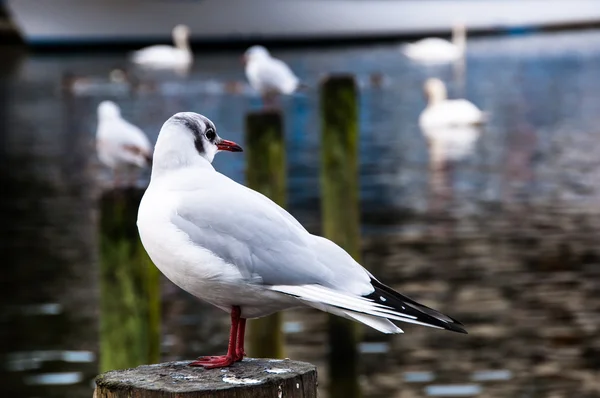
[{"left": 96, "top": 359, "right": 316, "bottom": 393}]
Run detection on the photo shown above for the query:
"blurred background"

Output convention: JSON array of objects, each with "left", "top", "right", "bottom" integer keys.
[{"left": 2, "top": 1, "right": 600, "bottom": 397}]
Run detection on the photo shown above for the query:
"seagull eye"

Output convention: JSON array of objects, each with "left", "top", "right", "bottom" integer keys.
[{"left": 205, "top": 129, "right": 216, "bottom": 141}]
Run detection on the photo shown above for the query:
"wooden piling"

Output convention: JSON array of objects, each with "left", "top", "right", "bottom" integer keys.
[
  {"left": 244, "top": 110, "right": 286, "bottom": 360},
  {"left": 99, "top": 188, "right": 161, "bottom": 372},
  {"left": 94, "top": 359, "right": 317, "bottom": 398},
  {"left": 319, "top": 75, "right": 362, "bottom": 398}
]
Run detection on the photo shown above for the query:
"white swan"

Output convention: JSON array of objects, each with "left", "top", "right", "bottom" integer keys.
[
  {"left": 419, "top": 78, "right": 485, "bottom": 128},
  {"left": 131, "top": 25, "right": 192, "bottom": 71},
  {"left": 424, "top": 124, "right": 481, "bottom": 162},
  {"left": 243, "top": 45, "right": 300, "bottom": 103},
  {"left": 96, "top": 101, "right": 153, "bottom": 186},
  {"left": 402, "top": 23, "right": 466, "bottom": 63},
  {"left": 419, "top": 78, "right": 485, "bottom": 162}
]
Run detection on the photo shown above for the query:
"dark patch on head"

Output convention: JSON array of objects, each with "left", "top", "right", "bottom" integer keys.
[
  {"left": 171, "top": 113, "right": 217, "bottom": 155},
  {"left": 194, "top": 131, "right": 205, "bottom": 155}
]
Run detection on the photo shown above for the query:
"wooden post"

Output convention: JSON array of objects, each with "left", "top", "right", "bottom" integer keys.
[
  {"left": 319, "top": 75, "right": 362, "bottom": 398},
  {"left": 94, "top": 359, "right": 317, "bottom": 398},
  {"left": 99, "top": 188, "right": 161, "bottom": 372},
  {"left": 244, "top": 110, "right": 286, "bottom": 359}
]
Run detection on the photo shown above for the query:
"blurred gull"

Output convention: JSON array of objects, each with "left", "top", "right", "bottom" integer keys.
[
  {"left": 242, "top": 45, "right": 301, "bottom": 106},
  {"left": 96, "top": 101, "right": 153, "bottom": 187},
  {"left": 131, "top": 25, "right": 192, "bottom": 72},
  {"left": 137, "top": 112, "right": 466, "bottom": 369},
  {"left": 402, "top": 23, "right": 466, "bottom": 63}
]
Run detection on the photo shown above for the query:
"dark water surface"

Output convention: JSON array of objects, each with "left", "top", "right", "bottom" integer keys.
[{"left": 2, "top": 29, "right": 600, "bottom": 397}]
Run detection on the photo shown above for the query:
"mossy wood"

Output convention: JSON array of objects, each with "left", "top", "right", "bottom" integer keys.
[
  {"left": 244, "top": 110, "right": 286, "bottom": 360},
  {"left": 319, "top": 75, "right": 362, "bottom": 398},
  {"left": 99, "top": 188, "right": 161, "bottom": 372},
  {"left": 95, "top": 360, "right": 317, "bottom": 398}
]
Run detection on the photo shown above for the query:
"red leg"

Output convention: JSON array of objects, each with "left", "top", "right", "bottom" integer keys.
[
  {"left": 189, "top": 306, "right": 241, "bottom": 369},
  {"left": 234, "top": 318, "right": 246, "bottom": 362}
]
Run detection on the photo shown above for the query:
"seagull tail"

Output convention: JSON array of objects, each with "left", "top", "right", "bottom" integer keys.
[
  {"left": 269, "top": 282, "right": 466, "bottom": 334},
  {"left": 340, "top": 309, "right": 404, "bottom": 334},
  {"left": 365, "top": 278, "right": 467, "bottom": 334}
]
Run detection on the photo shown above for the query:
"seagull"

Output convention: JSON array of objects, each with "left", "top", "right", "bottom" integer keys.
[
  {"left": 96, "top": 101, "right": 153, "bottom": 186},
  {"left": 137, "top": 112, "right": 466, "bottom": 369},
  {"left": 402, "top": 23, "right": 467, "bottom": 64},
  {"left": 131, "top": 25, "right": 192, "bottom": 72},
  {"left": 242, "top": 45, "right": 301, "bottom": 106}
]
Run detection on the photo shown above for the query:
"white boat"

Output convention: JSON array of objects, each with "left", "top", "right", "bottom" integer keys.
[{"left": 5, "top": 0, "right": 600, "bottom": 46}]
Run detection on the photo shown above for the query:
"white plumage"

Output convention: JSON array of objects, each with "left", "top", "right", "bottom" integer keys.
[
  {"left": 243, "top": 45, "right": 300, "bottom": 96},
  {"left": 131, "top": 25, "right": 192, "bottom": 71},
  {"left": 137, "top": 112, "right": 466, "bottom": 339},
  {"left": 422, "top": 124, "right": 481, "bottom": 162},
  {"left": 419, "top": 78, "right": 486, "bottom": 129},
  {"left": 419, "top": 78, "right": 485, "bottom": 161},
  {"left": 402, "top": 23, "right": 466, "bottom": 63},
  {"left": 96, "top": 101, "right": 153, "bottom": 172}
]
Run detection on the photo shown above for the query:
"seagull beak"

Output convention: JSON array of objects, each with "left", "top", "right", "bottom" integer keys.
[{"left": 217, "top": 139, "right": 243, "bottom": 152}]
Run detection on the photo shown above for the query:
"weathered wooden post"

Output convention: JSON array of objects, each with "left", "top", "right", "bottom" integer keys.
[
  {"left": 319, "top": 75, "right": 362, "bottom": 398},
  {"left": 244, "top": 110, "right": 286, "bottom": 359},
  {"left": 94, "top": 359, "right": 317, "bottom": 397},
  {"left": 99, "top": 188, "right": 161, "bottom": 372}
]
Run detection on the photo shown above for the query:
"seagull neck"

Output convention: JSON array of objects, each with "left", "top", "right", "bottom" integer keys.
[
  {"left": 150, "top": 152, "right": 214, "bottom": 180},
  {"left": 151, "top": 134, "right": 214, "bottom": 178}
]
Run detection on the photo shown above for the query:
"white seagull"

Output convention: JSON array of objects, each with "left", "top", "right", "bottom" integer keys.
[
  {"left": 137, "top": 112, "right": 466, "bottom": 368},
  {"left": 131, "top": 24, "right": 192, "bottom": 72},
  {"left": 96, "top": 101, "right": 153, "bottom": 186},
  {"left": 402, "top": 23, "right": 467, "bottom": 64},
  {"left": 242, "top": 45, "right": 301, "bottom": 106}
]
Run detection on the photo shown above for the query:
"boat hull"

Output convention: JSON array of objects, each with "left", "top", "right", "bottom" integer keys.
[{"left": 5, "top": 0, "right": 600, "bottom": 46}]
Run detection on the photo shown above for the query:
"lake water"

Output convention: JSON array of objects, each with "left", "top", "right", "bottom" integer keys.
[{"left": 2, "top": 29, "right": 600, "bottom": 397}]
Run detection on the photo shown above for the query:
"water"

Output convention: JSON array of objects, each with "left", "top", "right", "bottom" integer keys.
[{"left": 2, "top": 29, "right": 600, "bottom": 397}]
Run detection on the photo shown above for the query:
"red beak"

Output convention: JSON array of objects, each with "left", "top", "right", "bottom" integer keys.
[{"left": 217, "top": 139, "right": 243, "bottom": 152}]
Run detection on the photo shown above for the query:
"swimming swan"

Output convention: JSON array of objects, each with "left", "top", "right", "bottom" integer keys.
[
  {"left": 403, "top": 23, "right": 466, "bottom": 63},
  {"left": 131, "top": 25, "right": 192, "bottom": 71}
]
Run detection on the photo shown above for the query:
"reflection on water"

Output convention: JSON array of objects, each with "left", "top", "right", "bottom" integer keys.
[
  {"left": 2, "top": 29, "right": 600, "bottom": 397},
  {"left": 0, "top": 66, "right": 98, "bottom": 397}
]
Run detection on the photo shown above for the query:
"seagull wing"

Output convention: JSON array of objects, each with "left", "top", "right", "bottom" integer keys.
[
  {"left": 171, "top": 173, "right": 466, "bottom": 334},
  {"left": 249, "top": 58, "right": 299, "bottom": 94},
  {"left": 173, "top": 177, "right": 344, "bottom": 289},
  {"left": 119, "top": 119, "right": 153, "bottom": 153},
  {"left": 97, "top": 118, "right": 152, "bottom": 167}
]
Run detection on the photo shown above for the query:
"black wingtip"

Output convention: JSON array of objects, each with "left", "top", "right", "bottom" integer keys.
[
  {"left": 445, "top": 322, "right": 468, "bottom": 334},
  {"left": 367, "top": 278, "right": 467, "bottom": 334}
]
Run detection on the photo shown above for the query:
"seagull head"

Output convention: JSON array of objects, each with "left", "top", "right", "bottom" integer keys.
[
  {"left": 242, "top": 45, "right": 270, "bottom": 65},
  {"left": 154, "top": 112, "right": 242, "bottom": 168},
  {"left": 98, "top": 100, "right": 121, "bottom": 119}
]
